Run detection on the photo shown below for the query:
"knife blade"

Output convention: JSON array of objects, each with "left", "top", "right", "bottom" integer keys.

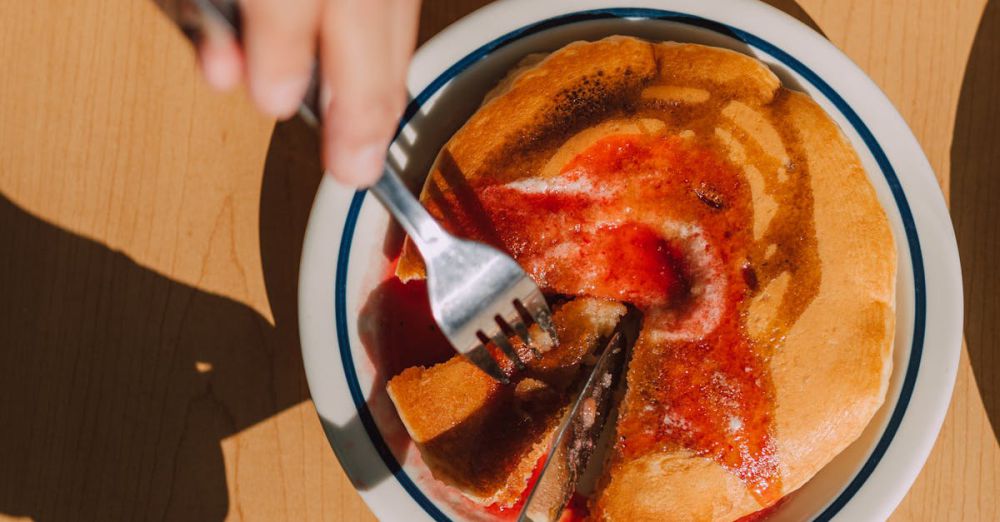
[{"left": 517, "top": 327, "right": 629, "bottom": 522}]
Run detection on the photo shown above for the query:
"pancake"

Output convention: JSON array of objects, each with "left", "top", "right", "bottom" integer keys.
[
  {"left": 387, "top": 297, "right": 626, "bottom": 508},
  {"left": 388, "top": 36, "right": 895, "bottom": 520}
]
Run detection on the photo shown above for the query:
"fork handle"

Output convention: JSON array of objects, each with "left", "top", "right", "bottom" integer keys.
[{"left": 371, "top": 169, "right": 450, "bottom": 254}]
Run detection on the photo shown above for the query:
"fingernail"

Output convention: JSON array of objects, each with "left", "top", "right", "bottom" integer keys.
[
  {"left": 202, "top": 56, "right": 227, "bottom": 91},
  {"left": 333, "top": 143, "right": 385, "bottom": 187},
  {"left": 203, "top": 56, "right": 236, "bottom": 91},
  {"left": 255, "top": 76, "right": 307, "bottom": 118}
]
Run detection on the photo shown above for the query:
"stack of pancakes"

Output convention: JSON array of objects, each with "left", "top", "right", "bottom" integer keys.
[{"left": 386, "top": 36, "right": 895, "bottom": 521}]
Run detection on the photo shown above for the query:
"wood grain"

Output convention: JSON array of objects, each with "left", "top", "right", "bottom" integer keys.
[{"left": 0, "top": 1, "right": 995, "bottom": 520}]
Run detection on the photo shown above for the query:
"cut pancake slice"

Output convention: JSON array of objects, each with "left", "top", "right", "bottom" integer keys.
[{"left": 387, "top": 297, "right": 626, "bottom": 508}]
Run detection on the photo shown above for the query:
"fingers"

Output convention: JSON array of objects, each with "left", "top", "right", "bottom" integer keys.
[
  {"left": 193, "top": 0, "right": 420, "bottom": 187},
  {"left": 241, "top": 0, "right": 322, "bottom": 119},
  {"left": 198, "top": 18, "right": 243, "bottom": 92},
  {"left": 321, "top": 0, "right": 418, "bottom": 186}
]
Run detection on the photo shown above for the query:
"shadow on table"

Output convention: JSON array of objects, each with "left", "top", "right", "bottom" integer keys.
[
  {"left": 0, "top": 116, "right": 335, "bottom": 521},
  {"left": 761, "top": 0, "right": 825, "bottom": 36},
  {"left": 952, "top": 0, "right": 1000, "bottom": 444}
]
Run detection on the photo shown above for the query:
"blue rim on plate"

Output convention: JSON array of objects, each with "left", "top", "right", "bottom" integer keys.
[{"left": 333, "top": 8, "right": 926, "bottom": 521}]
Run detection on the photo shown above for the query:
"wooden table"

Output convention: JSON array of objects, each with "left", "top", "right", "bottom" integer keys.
[{"left": 0, "top": 0, "right": 996, "bottom": 520}]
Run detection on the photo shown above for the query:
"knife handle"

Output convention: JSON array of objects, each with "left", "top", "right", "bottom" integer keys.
[{"left": 154, "top": 0, "right": 323, "bottom": 127}]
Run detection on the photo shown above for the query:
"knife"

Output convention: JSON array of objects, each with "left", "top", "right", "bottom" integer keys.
[{"left": 518, "top": 326, "right": 630, "bottom": 522}]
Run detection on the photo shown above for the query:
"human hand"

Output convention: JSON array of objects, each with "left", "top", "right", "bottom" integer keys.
[{"left": 197, "top": 0, "right": 421, "bottom": 187}]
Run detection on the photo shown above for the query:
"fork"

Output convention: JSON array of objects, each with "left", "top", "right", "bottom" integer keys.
[
  {"left": 159, "top": 0, "right": 557, "bottom": 381},
  {"left": 372, "top": 172, "right": 558, "bottom": 381}
]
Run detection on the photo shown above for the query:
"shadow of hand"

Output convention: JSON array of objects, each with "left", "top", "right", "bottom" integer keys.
[{"left": 0, "top": 116, "right": 326, "bottom": 522}]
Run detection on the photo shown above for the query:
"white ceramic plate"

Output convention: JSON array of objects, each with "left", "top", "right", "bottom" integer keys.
[{"left": 298, "top": 1, "right": 963, "bottom": 520}]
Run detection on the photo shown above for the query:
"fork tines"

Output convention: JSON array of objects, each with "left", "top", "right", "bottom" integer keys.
[{"left": 472, "top": 292, "right": 558, "bottom": 383}]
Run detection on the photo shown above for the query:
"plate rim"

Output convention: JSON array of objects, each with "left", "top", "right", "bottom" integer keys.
[{"left": 298, "top": 2, "right": 963, "bottom": 521}]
